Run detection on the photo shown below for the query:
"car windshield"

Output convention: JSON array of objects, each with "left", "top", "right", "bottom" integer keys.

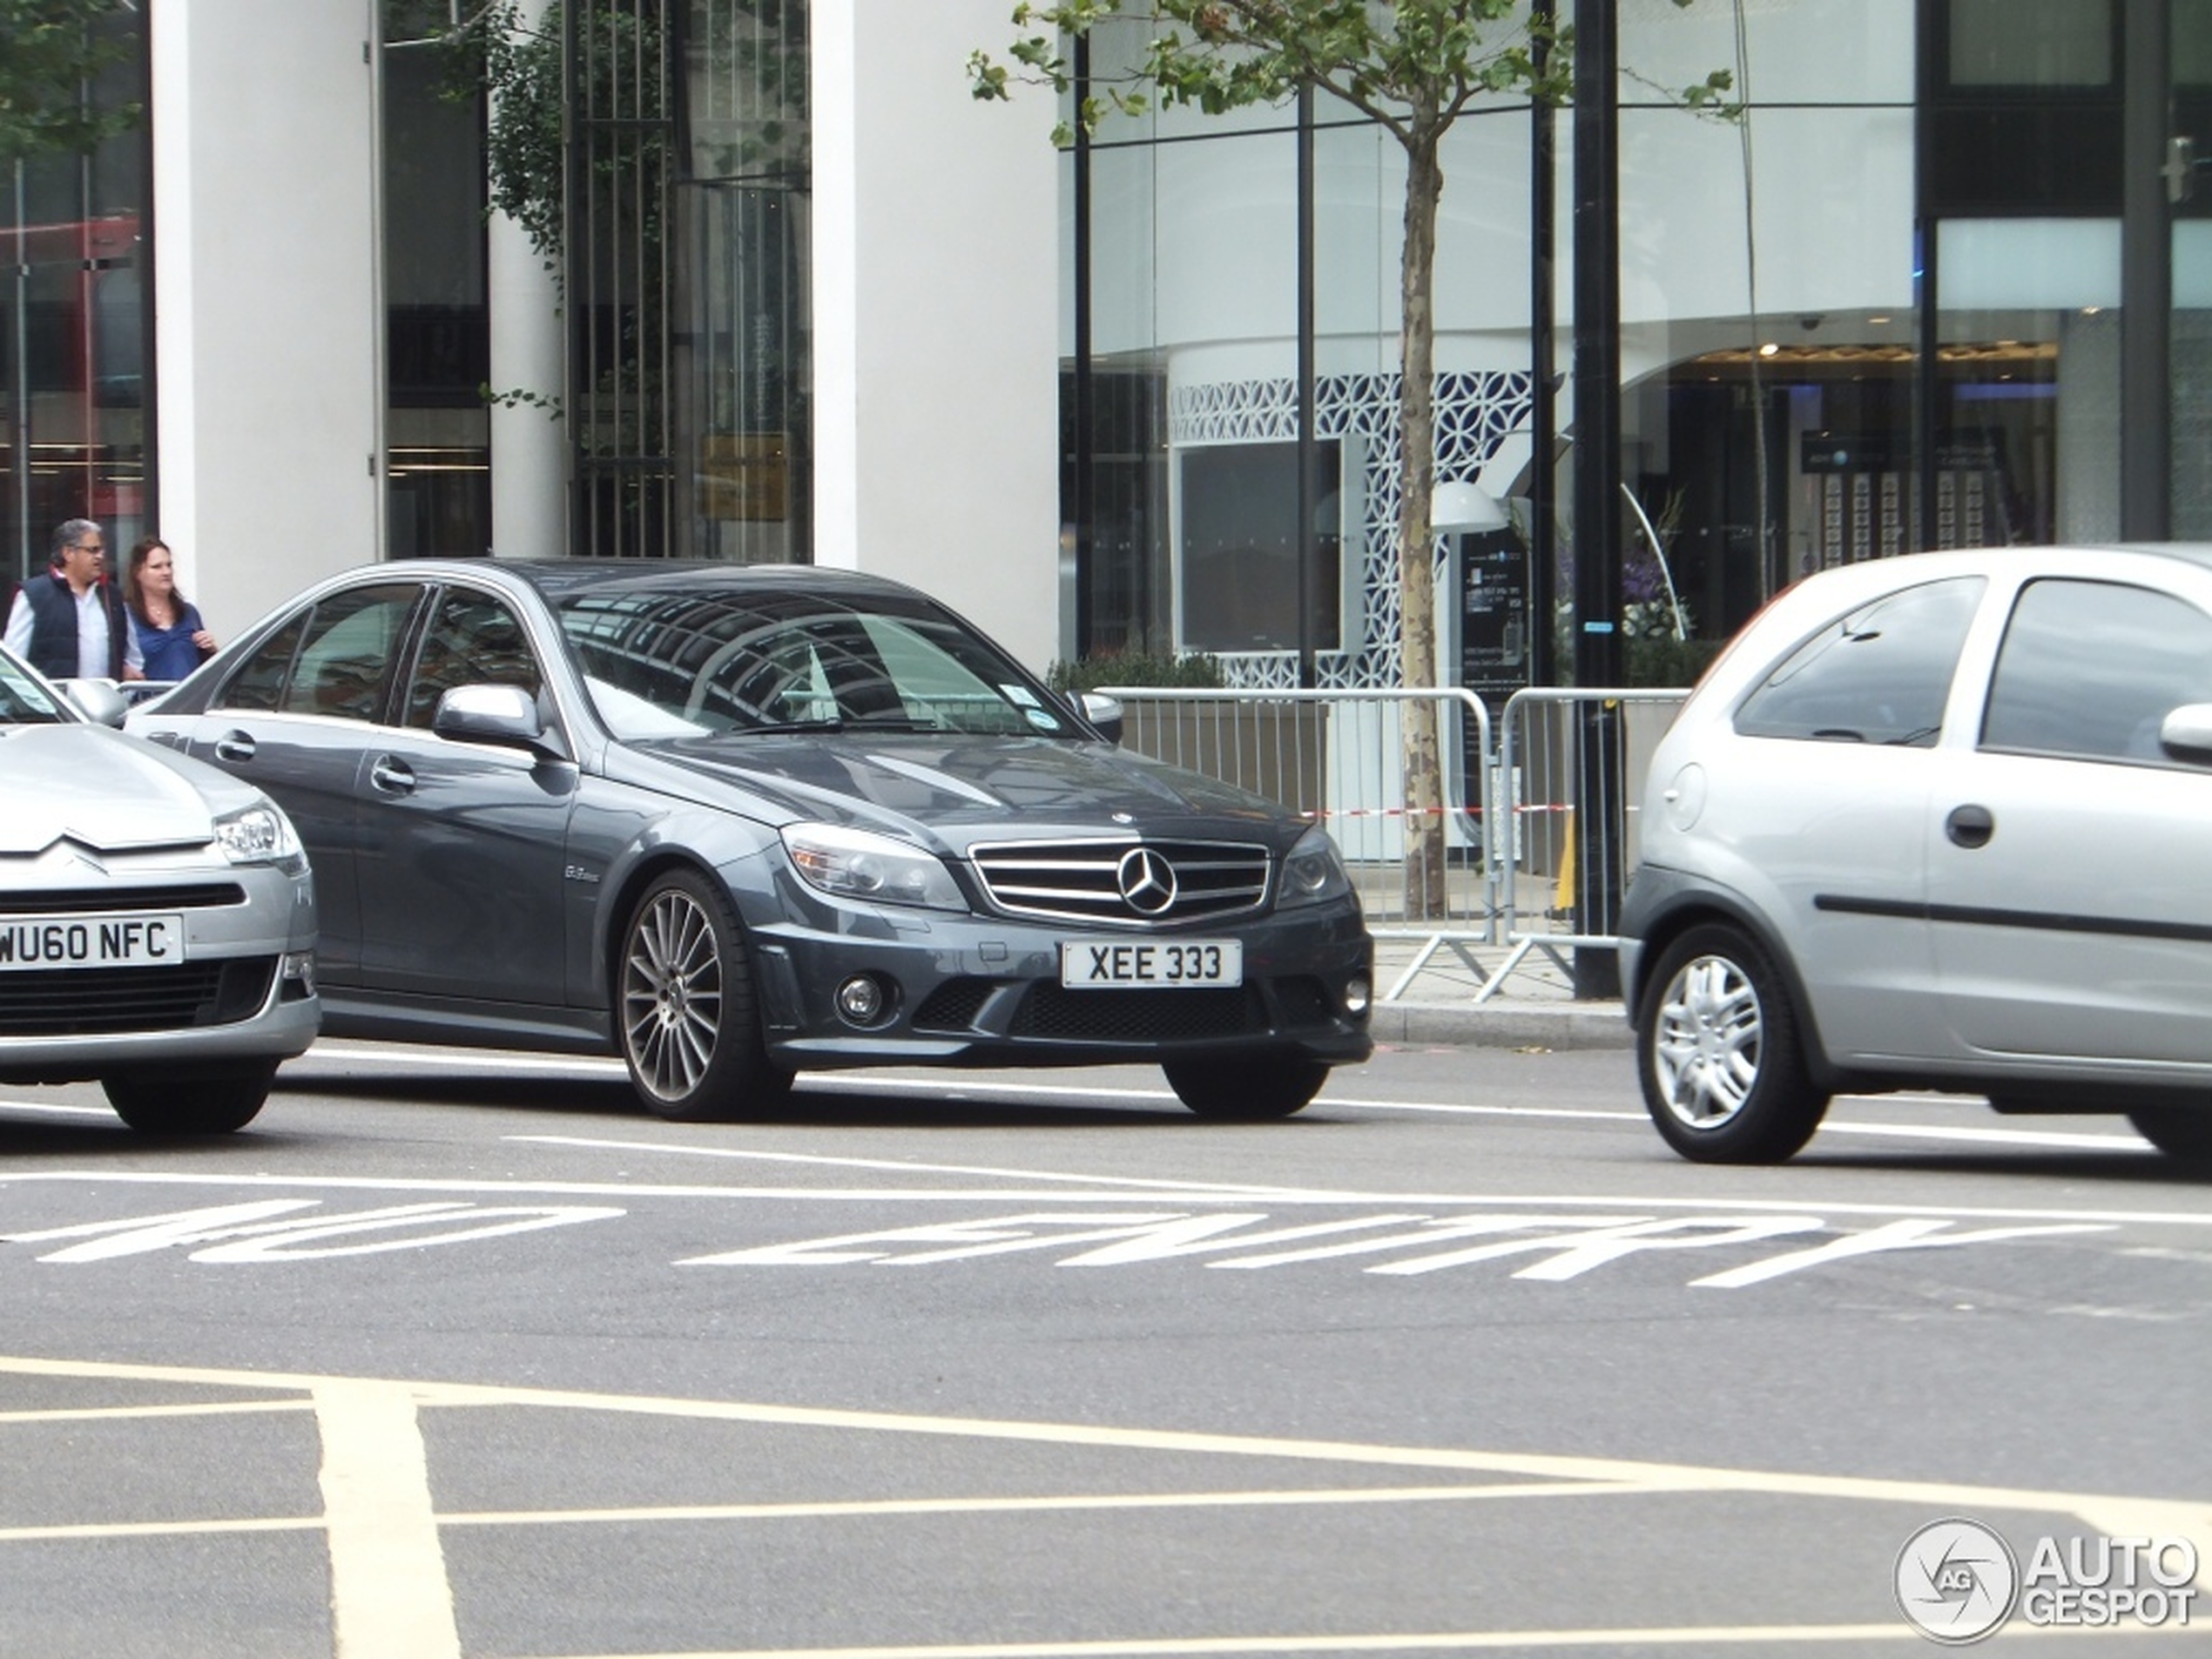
[
  {"left": 554, "top": 584, "right": 1074, "bottom": 742},
  {"left": 0, "top": 651, "right": 72, "bottom": 727}
]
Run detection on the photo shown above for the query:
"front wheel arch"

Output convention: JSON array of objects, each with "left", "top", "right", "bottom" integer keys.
[
  {"left": 1634, "top": 921, "right": 1831, "bottom": 1163},
  {"left": 1629, "top": 900, "right": 1841, "bottom": 1093},
  {"left": 614, "top": 866, "right": 792, "bottom": 1121}
]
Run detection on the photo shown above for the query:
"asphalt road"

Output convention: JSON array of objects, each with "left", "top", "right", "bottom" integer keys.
[{"left": 2, "top": 1036, "right": 2208, "bottom": 1658}]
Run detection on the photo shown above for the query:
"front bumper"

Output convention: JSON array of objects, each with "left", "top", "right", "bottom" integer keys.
[
  {"left": 0, "top": 859, "right": 320, "bottom": 1085},
  {"left": 747, "top": 897, "right": 1374, "bottom": 1071}
]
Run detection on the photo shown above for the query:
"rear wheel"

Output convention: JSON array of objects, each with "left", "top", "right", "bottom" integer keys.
[
  {"left": 618, "top": 869, "right": 792, "bottom": 1122},
  {"left": 1636, "top": 923, "right": 1829, "bottom": 1163},
  {"left": 103, "top": 1063, "right": 275, "bottom": 1135},
  {"left": 2126, "top": 1106, "right": 2212, "bottom": 1163},
  {"left": 1163, "top": 1056, "right": 1328, "bottom": 1119}
]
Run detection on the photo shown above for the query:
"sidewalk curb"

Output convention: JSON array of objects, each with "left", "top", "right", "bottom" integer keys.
[{"left": 1371, "top": 1001, "right": 1634, "bottom": 1051}]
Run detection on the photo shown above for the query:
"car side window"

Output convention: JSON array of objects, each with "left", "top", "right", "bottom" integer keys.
[
  {"left": 214, "top": 584, "right": 421, "bottom": 721},
  {"left": 1733, "top": 577, "right": 1985, "bottom": 746},
  {"left": 214, "top": 616, "right": 307, "bottom": 711},
  {"left": 1981, "top": 578, "right": 2212, "bottom": 763},
  {"left": 405, "top": 588, "right": 544, "bottom": 729}
]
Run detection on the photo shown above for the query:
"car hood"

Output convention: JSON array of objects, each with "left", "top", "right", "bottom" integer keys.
[
  {"left": 626, "top": 732, "right": 1299, "bottom": 850},
  {"left": 0, "top": 724, "right": 249, "bottom": 855}
]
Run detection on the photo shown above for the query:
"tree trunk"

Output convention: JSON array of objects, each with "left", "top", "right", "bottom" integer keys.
[{"left": 1396, "top": 121, "right": 1449, "bottom": 921}]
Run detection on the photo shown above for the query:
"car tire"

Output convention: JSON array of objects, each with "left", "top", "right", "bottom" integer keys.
[
  {"left": 617, "top": 868, "right": 792, "bottom": 1122},
  {"left": 2126, "top": 1106, "right": 2212, "bottom": 1163},
  {"left": 102, "top": 1063, "right": 275, "bottom": 1135},
  {"left": 1636, "top": 923, "right": 1829, "bottom": 1163},
  {"left": 1163, "top": 1056, "right": 1328, "bottom": 1119}
]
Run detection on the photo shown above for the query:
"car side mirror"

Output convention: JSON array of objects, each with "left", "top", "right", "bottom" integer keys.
[
  {"left": 2158, "top": 703, "right": 2212, "bottom": 762},
  {"left": 434, "top": 683, "right": 566, "bottom": 760},
  {"left": 1079, "top": 691, "right": 1123, "bottom": 745},
  {"left": 59, "top": 677, "right": 131, "bottom": 728}
]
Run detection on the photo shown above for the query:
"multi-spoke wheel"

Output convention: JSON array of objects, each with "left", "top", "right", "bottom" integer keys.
[
  {"left": 1635, "top": 923, "right": 1827, "bottom": 1163},
  {"left": 103, "top": 1062, "right": 276, "bottom": 1134},
  {"left": 618, "top": 869, "right": 790, "bottom": 1121},
  {"left": 1163, "top": 1055, "right": 1328, "bottom": 1119}
]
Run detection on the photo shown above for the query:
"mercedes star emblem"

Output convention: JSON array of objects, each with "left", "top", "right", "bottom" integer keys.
[{"left": 1115, "top": 846, "right": 1178, "bottom": 915}]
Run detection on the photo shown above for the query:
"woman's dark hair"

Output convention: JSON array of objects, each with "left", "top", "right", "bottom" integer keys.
[{"left": 123, "top": 537, "right": 190, "bottom": 625}]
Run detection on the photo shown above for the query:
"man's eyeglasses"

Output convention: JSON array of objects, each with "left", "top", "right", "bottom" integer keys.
[{"left": 69, "top": 543, "right": 103, "bottom": 556}]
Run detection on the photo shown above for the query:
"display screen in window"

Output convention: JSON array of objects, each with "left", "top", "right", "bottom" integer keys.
[{"left": 1179, "top": 441, "right": 1342, "bottom": 652}]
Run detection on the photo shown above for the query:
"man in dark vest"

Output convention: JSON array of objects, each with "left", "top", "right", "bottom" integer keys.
[{"left": 3, "top": 518, "right": 145, "bottom": 682}]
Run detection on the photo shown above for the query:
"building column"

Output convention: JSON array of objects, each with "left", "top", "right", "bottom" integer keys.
[{"left": 150, "top": 2, "right": 379, "bottom": 631}]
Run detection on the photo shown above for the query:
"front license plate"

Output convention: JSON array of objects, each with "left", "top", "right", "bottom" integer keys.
[
  {"left": 1061, "top": 939, "right": 1243, "bottom": 988},
  {"left": 0, "top": 914, "right": 187, "bottom": 971}
]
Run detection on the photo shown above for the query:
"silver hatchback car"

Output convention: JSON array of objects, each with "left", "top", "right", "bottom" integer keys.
[
  {"left": 0, "top": 646, "right": 319, "bottom": 1132},
  {"left": 1621, "top": 544, "right": 2212, "bottom": 1164}
]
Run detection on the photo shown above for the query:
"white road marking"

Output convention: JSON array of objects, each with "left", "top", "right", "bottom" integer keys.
[
  {"left": 0, "top": 1398, "right": 312, "bottom": 1426},
  {"left": 0, "top": 1097, "right": 113, "bottom": 1118},
  {"left": 281, "top": 1042, "right": 2161, "bottom": 1153},
  {"left": 536, "top": 1627, "right": 2183, "bottom": 1656},
  {"left": 312, "top": 1378, "right": 461, "bottom": 1659},
  {"left": 10, "top": 1159, "right": 2212, "bottom": 1231}
]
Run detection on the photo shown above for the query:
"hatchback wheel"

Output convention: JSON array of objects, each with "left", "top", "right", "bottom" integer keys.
[
  {"left": 1636, "top": 924, "right": 1828, "bottom": 1163},
  {"left": 103, "top": 1063, "right": 275, "bottom": 1135},
  {"left": 618, "top": 869, "right": 792, "bottom": 1121},
  {"left": 1163, "top": 1056, "right": 1327, "bottom": 1119},
  {"left": 2127, "top": 1106, "right": 2212, "bottom": 1163}
]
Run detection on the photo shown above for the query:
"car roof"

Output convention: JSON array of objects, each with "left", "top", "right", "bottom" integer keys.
[
  {"left": 1757, "top": 543, "right": 2212, "bottom": 612},
  {"left": 395, "top": 558, "right": 941, "bottom": 609}
]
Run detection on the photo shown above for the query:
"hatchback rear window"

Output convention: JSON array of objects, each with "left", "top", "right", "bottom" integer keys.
[{"left": 1733, "top": 577, "right": 1984, "bottom": 746}]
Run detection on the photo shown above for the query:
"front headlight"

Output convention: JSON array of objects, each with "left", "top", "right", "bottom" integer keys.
[
  {"left": 1277, "top": 824, "right": 1352, "bottom": 908},
  {"left": 780, "top": 822, "right": 966, "bottom": 911},
  {"left": 212, "top": 799, "right": 307, "bottom": 873}
]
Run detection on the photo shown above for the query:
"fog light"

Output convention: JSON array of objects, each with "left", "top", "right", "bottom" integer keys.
[
  {"left": 835, "top": 974, "right": 887, "bottom": 1025},
  {"left": 1343, "top": 975, "right": 1371, "bottom": 1017},
  {"left": 281, "top": 950, "right": 317, "bottom": 1001}
]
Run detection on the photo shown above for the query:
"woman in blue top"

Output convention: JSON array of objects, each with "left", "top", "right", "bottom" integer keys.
[{"left": 124, "top": 537, "right": 218, "bottom": 683}]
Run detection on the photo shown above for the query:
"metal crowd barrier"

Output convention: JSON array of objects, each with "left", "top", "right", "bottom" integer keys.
[
  {"left": 1477, "top": 685, "right": 1689, "bottom": 1001},
  {"left": 1095, "top": 682, "right": 1688, "bottom": 1001},
  {"left": 1094, "top": 685, "right": 1496, "bottom": 1001}
]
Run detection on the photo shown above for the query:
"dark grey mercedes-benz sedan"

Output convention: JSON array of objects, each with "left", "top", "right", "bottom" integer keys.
[{"left": 129, "top": 561, "right": 1372, "bottom": 1121}]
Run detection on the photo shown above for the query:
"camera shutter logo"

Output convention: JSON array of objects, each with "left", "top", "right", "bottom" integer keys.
[{"left": 1896, "top": 1518, "right": 2020, "bottom": 1644}]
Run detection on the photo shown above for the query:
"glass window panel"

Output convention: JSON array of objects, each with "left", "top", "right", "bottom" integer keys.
[
  {"left": 2176, "top": 226, "right": 2212, "bottom": 536},
  {"left": 1983, "top": 580, "right": 2212, "bottom": 760},
  {"left": 276, "top": 586, "right": 423, "bottom": 722},
  {"left": 1938, "top": 219, "right": 2120, "bottom": 544},
  {"left": 404, "top": 589, "right": 543, "bottom": 727},
  {"left": 1948, "top": 0, "right": 2114, "bottom": 88},
  {"left": 2180, "top": 0, "right": 2212, "bottom": 85}
]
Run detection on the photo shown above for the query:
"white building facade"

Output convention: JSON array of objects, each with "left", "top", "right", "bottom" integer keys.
[{"left": 0, "top": 2, "right": 2201, "bottom": 685}]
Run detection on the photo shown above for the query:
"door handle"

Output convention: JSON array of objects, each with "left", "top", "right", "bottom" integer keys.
[
  {"left": 212, "top": 731, "right": 256, "bottom": 764},
  {"left": 1946, "top": 804, "right": 1994, "bottom": 849},
  {"left": 368, "top": 757, "right": 415, "bottom": 795}
]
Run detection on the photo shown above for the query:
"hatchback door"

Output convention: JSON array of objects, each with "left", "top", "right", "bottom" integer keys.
[
  {"left": 1930, "top": 574, "right": 2212, "bottom": 1066},
  {"left": 1711, "top": 575, "right": 1987, "bottom": 1063}
]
